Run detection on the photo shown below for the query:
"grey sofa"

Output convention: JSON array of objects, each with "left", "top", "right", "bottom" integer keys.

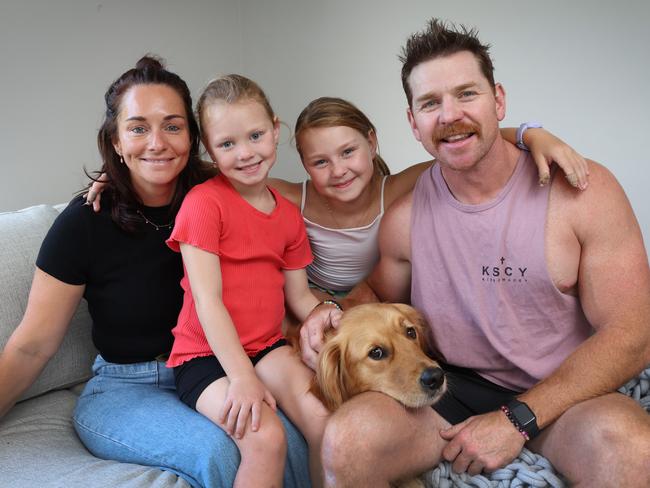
[
  {"left": 2, "top": 204, "right": 648, "bottom": 488},
  {"left": 0, "top": 204, "right": 189, "bottom": 488}
]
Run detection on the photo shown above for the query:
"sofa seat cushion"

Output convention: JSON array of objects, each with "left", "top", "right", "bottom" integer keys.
[
  {"left": 0, "top": 389, "right": 189, "bottom": 488},
  {"left": 0, "top": 205, "right": 97, "bottom": 401}
]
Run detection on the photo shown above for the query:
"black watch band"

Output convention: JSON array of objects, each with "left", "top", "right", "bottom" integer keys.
[{"left": 505, "top": 399, "right": 540, "bottom": 439}]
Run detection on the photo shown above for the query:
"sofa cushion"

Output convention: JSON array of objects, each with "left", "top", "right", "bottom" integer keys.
[
  {"left": 0, "top": 205, "right": 97, "bottom": 401},
  {"left": 0, "top": 389, "right": 189, "bottom": 488}
]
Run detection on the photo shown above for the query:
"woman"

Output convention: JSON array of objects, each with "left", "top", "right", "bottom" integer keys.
[{"left": 0, "top": 56, "right": 310, "bottom": 488}]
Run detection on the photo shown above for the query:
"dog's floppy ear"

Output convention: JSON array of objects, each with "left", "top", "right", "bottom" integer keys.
[
  {"left": 391, "top": 303, "right": 442, "bottom": 360},
  {"left": 315, "top": 338, "right": 348, "bottom": 412}
]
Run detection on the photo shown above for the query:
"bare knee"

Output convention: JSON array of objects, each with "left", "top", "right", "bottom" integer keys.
[
  {"left": 576, "top": 397, "right": 649, "bottom": 461},
  {"left": 239, "top": 414, "right": 287, "bottom": 464},
  {"left": 322, "top": 400, "right": 388, "bottom": 478},
  {"left": 590, "top": 403, "right": 650, "bottom": 481},
  {"left": 542, "top": 395, "right": 650, "bottom": 486}
]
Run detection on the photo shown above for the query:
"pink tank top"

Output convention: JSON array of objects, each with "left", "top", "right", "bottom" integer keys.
[
  {"left": 300, "top": 176, "right": 387, "bottom": 292},
  {"left": 411, "top": 153, "right": 592, "bottom": 391}
]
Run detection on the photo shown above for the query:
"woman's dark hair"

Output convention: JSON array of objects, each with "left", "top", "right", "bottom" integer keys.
[{"left": 94, "top": 55, "right": 215, "bottom": 231}]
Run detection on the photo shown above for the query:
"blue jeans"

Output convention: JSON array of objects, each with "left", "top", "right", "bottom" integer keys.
[{"left": 73, "top": 356, "right": 311, "bottom": 488}]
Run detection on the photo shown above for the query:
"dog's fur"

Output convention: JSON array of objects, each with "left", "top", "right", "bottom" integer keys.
[{"left": 312, "top": 302, "right": 446, "bottom": 412}]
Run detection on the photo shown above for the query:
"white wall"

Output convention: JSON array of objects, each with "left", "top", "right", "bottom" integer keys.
[
  {"left": 0, "top": 0, "right": 242, "bottom": 210},
  {"left": 2, "top": 0, "right": 649, "bottom": 254},
  {"left": 242, "top": 0, "right": 650, "bottom": 253}
]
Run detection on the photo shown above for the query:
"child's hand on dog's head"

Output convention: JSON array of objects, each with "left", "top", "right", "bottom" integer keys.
[{"left": 300, "top": 305, "right": 343, "bottom": 370}]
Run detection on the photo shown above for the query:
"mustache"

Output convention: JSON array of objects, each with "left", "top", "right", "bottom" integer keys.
[{"left": 433, "top": 122, "right": 480, "bottom": 143}]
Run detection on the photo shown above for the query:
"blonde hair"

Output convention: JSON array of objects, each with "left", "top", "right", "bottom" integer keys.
[
  {"left": 294, "top": 97, "right": 390, "bottom": 176},
  {"left": 196, "top": 74, "right": 276, "bottom": 135}
]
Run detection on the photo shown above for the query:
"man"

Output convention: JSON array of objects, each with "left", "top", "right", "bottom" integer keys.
[{"left": 301, "top": 19, "right": 650, "bottom": 487}]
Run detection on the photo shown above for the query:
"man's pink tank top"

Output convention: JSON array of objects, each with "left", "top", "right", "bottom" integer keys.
[{"left": 411, "top": 153, "right": 592, "bottom": 391}]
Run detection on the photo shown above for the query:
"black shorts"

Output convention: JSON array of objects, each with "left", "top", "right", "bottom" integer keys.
[
  {"left": 432, "top": 363, "right": 522, "bottom": 425},
  {"left": 174, "top": 339, "right": 288, "bottom": 410}
]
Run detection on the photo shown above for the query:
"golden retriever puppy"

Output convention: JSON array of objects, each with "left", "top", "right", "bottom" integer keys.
[{"left": 313, "top": 302, "right": 446, "bottom": 412}]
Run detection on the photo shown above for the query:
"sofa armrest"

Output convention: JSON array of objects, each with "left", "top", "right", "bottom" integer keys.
[{"left": 0, "top": 205, "right": 96, "bottom": 402}]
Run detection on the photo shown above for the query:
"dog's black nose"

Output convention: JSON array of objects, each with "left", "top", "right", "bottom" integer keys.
[{"left": 420, "top": 367, "right": 444, "bottom": 391}]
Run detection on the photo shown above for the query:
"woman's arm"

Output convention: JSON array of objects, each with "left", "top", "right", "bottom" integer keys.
[
  {"left": 179, "top": 243, "right": 276, "bottom": 436},
  {"left": 0, "top": 269, "right": 84, "bottom": 417}
]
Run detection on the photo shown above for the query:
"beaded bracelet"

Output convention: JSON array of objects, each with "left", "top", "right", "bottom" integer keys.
[
  {"left": 317, "top": 299, "right": 343, "bottom": 311},
  {"left": 500, "top": 405, "right": 530, "bottom": 441}
]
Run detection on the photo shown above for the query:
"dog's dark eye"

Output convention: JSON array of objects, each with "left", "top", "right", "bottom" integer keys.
[
  {"left": 368, "top": 346, "right": 385, "bottom": 360},
  {"left": 406, "top": 327, "right": 417, "bottom": 339}
]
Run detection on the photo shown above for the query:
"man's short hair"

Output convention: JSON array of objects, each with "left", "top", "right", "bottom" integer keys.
[{"left": 399, "top": 18, "right": 496, "bottom": 107}]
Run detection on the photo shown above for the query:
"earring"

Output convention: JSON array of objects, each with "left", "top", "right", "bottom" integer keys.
[{"left": 120, "top": 155, "right": 124, "bottom": 164}]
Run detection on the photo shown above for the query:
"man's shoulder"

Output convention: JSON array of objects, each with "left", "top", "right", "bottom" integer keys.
[
  {"left": 550, "top": 160, "right": 625, "bottom": 213},
  {"left": 549, "top": 159, "right": 636, "bottom": 240},
  {"left": 552, "top": 159, "right": 615, "bottom": 193}
]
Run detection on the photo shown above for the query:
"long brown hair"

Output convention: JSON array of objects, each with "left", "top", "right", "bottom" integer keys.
[
  {"left": 294, "top": 97, "right": 390, "bottom": 176},
  {"left": 94, "top": 55, "right": 214, "bottom": 231}
]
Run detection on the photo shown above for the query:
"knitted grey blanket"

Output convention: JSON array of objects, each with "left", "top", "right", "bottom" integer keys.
[{"left": 422, "top": 367, "right": 650, "bottom": 488}]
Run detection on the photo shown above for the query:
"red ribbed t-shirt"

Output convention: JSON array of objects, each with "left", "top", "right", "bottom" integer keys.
[{"left": 166, "top": 174, "right": 312, "bottom": 367}]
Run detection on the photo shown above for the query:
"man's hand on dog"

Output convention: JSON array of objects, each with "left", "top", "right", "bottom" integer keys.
[
  {"left": 299, "top": 304, "right": 343, "bottom": 370},
  {"left": 439, "top": 410, "right": 525, "bottom": 475}
]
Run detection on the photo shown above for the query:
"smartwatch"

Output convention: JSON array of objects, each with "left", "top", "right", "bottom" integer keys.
[
  {"left": 506, "top": 399, "right": 540, "bottom": 439},
  {"left": 516, "top": 121, "right": 543, "bottom": 150}
]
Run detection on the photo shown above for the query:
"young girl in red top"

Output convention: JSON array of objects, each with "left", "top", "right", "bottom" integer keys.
[{"left": 166, "top": 75, "right": 328, "bottom": 487}]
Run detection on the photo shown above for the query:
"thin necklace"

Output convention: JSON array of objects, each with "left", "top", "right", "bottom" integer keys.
[
  {"left": 318, "top": 176, "right": 377, "bottom": 229},
  {"left": 136, "top": 210, "right": 174, "bottom": 231}
]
